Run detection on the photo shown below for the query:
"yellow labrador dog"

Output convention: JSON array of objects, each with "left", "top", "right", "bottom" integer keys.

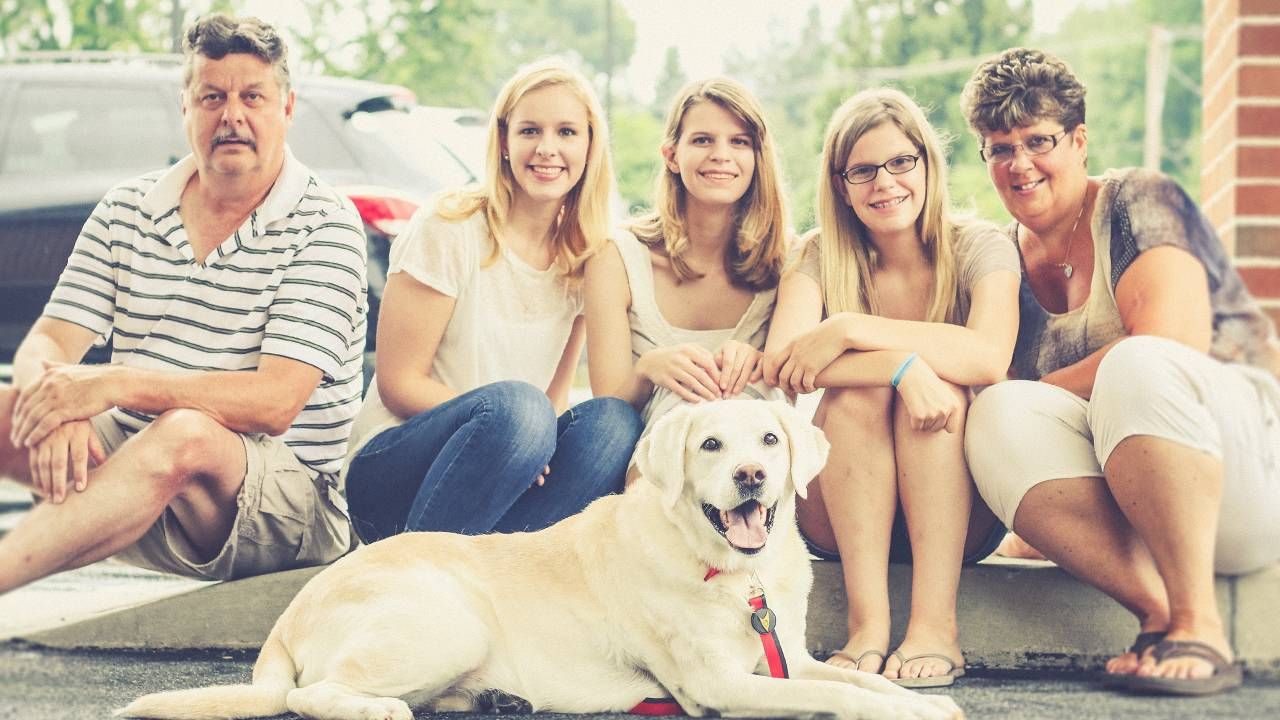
[{"left": 119, "top": 400, "right": 961, "bottom": 720}]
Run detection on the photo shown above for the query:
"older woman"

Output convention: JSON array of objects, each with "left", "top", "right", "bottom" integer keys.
[{"left": 960, "top": 47, "right": 1280, "bottom": 697}]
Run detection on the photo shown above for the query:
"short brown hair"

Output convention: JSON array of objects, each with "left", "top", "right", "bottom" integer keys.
[
  {"left": 182, "top": 13, "right": 290, "bottom": 95},
  {"left": 960, "top": 47, "right": 1085, "bottom": 136}
]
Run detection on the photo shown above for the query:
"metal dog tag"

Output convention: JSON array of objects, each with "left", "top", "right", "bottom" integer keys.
[{"left": 750, "top": 607, "right": 777, "bottom": 634}]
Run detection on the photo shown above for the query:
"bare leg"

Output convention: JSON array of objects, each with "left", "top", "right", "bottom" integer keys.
[
  {"left": 1012, "top": 476, "right": 1171, "bottom": 674},
  {"left": 995, "top": 532, "right": 1046, "bottom": 560},
  {"left": 883, "top": 384, "right": 997, "bottom": 681},
  {"left": 1105, "top": 436, "right": 1230, "bottom": 680},
  {"left": 0, "top": 387, "right": 31, "bottom": 481},
  {"left": 0, "top": 409, "right": 247, "bottom": 594},
  {"left": 798, "top": 386, "right": 896, "bottom": 672}
]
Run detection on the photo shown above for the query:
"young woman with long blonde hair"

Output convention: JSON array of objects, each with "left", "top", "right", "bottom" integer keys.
[
  {"left": 343, "top": 59, "right": 642, "bottom": 541},
  {"left": 763, "top": 88, "right": 1019, "bottom": 686}
]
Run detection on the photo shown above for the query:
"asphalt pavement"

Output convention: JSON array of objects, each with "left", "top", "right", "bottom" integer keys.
[{"left": 2, "top": 644, "right": 1278, "bottom": 720}]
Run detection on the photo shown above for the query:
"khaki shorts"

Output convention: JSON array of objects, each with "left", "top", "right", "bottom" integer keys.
[{"left": 91, "top": 413, "right": 351, "bottom": 581}]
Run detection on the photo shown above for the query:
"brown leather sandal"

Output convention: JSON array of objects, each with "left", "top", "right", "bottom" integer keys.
[{"left": 1102, "top": 630, "right": 1168, "bottom": 687}]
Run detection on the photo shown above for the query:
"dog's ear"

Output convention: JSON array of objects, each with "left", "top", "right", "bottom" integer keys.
[
  {"left": 635, "top": 403, "right": 696, "bottom": 509},
  {"left": 769, "top": 401, "right": 830, "bottom": 499}
]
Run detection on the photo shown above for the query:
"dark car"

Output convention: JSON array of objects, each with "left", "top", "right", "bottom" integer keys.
[{"left": 0, "top": 53, "right": 483, "bottom": 377}]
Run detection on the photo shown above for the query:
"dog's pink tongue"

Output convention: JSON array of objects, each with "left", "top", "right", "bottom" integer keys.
[{"left": 723, "top": 503, "right": 767, "bottom": 549}]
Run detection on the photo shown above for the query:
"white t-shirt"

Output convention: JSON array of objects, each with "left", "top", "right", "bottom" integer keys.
[{"left": 344, "top": 207, "right": 583, "bottom": 466}]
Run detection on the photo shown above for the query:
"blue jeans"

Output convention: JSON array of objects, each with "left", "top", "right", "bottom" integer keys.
[{"left": 345, "top": 381, "right": 642, "bottom": 542}]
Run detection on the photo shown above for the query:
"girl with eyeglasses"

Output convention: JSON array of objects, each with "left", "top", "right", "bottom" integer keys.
[
  {"left": 584, "top": 77, "right": 789, "bottom": 453},
  {"left": 961, "top": 48, "right": 1280, "bottom": 696},
  {"left": 762, "top": 87, "right": 1019, "bottom": 687}
]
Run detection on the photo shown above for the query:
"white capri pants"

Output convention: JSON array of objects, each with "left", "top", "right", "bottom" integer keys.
[{"left": 965, "top": 335, "right": 1280, "bottom": 575}]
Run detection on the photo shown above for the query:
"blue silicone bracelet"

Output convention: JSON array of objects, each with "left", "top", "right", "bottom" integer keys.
[{"left": 890, "top": 353, "right": 918, "bottom": 389}]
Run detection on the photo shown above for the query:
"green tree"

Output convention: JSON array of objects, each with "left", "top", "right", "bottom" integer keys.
[
  {"left": 497, "top": 0, "right": 636, "bottom": 80},
  {"left": 610, "top": 101, "right": 664, "bottom": 213},
  {"left": 0, "top": 0, "right": 56, "bottom": 55},
  {"left": 0, "top": 0, "right": 172, "bottom": 54},
  {"left": 290, "top": 0, "right": 498, "bottom": 108},
  {"left": 1048, "top": 0, "right": 1201, "bottom": 194},
  {"left": 724, "top": 4, "right": 834, "bottom": 230},
  {"left": 289, "top": 0, "right": 637, "bottom": 112},
  {"left": 651, "top": 46, "right": 686, "bottom": 118},
  {"left": 64, "top": 0, "right": 171, "bottom": 52}
]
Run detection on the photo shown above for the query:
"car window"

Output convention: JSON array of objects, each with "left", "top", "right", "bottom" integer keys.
[
  {"left": 289, "top": 95, "right": 359, "bottom": 173},
  {"left": 351, "top": 110, "right": 477, "bottom": 189},
  {"left": 1, "top": 84, "right": 177, "bottom": 175}
]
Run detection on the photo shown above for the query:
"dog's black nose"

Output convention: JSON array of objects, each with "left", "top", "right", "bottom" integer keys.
[{"left": 734, "top": 463, "right": 766, "bottom": 488}]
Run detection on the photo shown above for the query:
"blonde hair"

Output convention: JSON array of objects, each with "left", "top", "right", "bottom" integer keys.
[
  {"left": 815, "top": 87, "right": 958, "bottom": 323},
  {"left": 630, "top": 77, "right": 788, "bottom": 291},
  {"left": 435, "top": 57, "right": 614, "bottom": 277}
]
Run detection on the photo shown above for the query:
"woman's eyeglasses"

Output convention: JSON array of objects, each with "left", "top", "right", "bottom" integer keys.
[
  {"left": 836, "top": 154, "right": 920, "bottom": 185},
  {"left": 980, "top": 131, "right": 1067, "bottom": 164}
]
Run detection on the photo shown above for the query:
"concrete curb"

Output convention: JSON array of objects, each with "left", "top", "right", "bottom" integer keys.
[
  {"left": 14, "top": 566, "right": 323, "bottom": 650},
  {"left": 810, "top": 561, "right": 1280, "bottom": 678},
  {"left": 11, "top": 559, "right": 1279, "bottom": 679}
]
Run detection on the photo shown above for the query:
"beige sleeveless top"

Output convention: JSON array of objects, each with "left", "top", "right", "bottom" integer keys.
[{"left": 612, "top": 230, "right": 783, "bottom": 429}]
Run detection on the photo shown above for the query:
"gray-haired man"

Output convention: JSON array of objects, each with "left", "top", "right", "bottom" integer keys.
[{"left": 0, "top": 14, "right": 366, "bottom": 592}]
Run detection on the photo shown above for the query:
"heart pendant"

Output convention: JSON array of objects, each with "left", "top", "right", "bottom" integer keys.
[{"left": 1062, "top": 263, "right": 1074, "bottom": 279}]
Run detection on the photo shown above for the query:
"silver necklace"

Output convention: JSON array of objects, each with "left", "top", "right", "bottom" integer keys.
[{"left": 1056, "top": 195, "right": 1088, "bottom": 279}]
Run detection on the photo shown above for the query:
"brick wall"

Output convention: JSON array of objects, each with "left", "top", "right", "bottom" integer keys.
[{"left": 1202, "top": 0, "right": 1280, "bottom": 326}]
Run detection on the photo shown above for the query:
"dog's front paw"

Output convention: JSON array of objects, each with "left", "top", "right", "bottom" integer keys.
[{"left": 354, "top": 697, "right": 413, "bottom": 720}]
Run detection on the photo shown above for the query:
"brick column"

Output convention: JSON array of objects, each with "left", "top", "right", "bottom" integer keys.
[{"left": 1202, "top": 0, "right": 1280, "bottom": 325}]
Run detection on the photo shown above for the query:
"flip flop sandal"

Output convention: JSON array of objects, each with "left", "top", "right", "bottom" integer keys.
[
  {"left": 1122, "top": 639, "right": 1244, "bottom": 696},
  {"left": 888, "top": 651, "right": 966, "bottom": 688},
  {"left": 1102, "top": 630, "right": 1169, "bottom": 687},
  {"left": 825, "top": 649, "right": 887, "bottom": 673}
]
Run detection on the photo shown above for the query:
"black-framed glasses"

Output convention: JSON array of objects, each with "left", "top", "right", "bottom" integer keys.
[
  {"left": 980, "top": 131, "right": 1067, "bottom": 163},
  {"left": 836, "top": 154, "right": 920, "bottom": 185}
]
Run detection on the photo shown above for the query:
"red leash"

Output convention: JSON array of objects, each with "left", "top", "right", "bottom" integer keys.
[{"left": 630, "top": 569, "right": 789, "bottom": 716}]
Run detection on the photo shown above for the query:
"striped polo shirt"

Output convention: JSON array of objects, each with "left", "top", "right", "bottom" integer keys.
[{"left": 43, "top": 148, "right": 367, "bottom": 477}]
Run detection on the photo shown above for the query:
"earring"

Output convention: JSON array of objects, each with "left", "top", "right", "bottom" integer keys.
[{"left": 503, "top": 153, "right": 510, "bottom": 161}]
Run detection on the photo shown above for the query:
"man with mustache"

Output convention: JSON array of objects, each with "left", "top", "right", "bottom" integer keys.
[{"left": 0, "top": 13, "right": 366, "bottom": 593}]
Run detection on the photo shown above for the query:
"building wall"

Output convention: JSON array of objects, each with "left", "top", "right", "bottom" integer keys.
[{"left": 1202, "top": 0, "right": 1280, "bottom": 326}]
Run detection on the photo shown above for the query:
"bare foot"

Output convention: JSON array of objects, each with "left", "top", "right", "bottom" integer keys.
[
  {"left": 1135, "top": 626, "right": 1233, "bottom": 681},
  {"left": 1105, "top": 629, "right": 1167, "bottom": 676},
  {"left": 825, "top": 631, "right": 889, "bottom": 673},
  {"left": 1107, "top": 649, "right": 1144, "bottom": 676},
  {"left": 995, "top": 532, "right": 1046, "bottom": 561}
]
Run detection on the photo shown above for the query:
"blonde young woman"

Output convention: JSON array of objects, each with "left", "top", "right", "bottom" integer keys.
[
  {"left": 762, "top": 88, "right": 1019, "bottom": 687},
  {"left": 584, "top": 77, "right": 789, "bottom": 493},
  {"left": 343, "top": 59, "right": 642, "bottom": 542}
]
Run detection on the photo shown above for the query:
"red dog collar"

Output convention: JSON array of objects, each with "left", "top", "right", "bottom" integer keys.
[{"left": 631, "top": 570, "right": 789, "bottom": 715}]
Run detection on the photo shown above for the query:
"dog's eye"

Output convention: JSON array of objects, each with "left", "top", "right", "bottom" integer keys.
[
  {"left": 762, "top": 432, "right": 778, "bottom": 446},
  {"left": 700, "top": 437, "right": 721, "bottom": 451}
]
